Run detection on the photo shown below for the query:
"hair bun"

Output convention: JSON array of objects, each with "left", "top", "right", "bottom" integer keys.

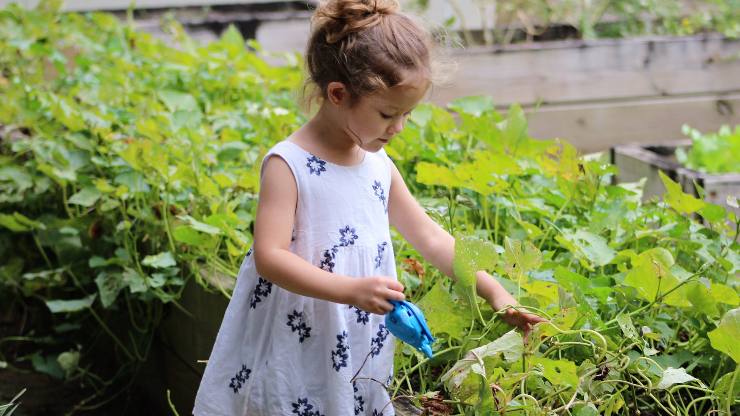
[{"left": 313, "top": 0, "right": 401, "bottom": 44}]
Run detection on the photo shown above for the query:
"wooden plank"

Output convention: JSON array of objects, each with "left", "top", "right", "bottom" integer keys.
[
  {"left": 429, "top": 35, "right": 740, "bottom": 107},
  {"left": 522, "top": 92, "right": 740, "bottom": 152},
  {"left": 2, "top": 0, "right": 285, "bottom": 11}
]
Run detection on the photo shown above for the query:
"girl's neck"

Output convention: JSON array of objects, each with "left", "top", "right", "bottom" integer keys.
[{"left": 295, "top": 105, "right": 365, "bottom": 165}]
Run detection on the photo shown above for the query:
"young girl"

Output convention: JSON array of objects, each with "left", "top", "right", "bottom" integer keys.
[{"left": 193, "top": 0, "right": 544, "bottom": 414}]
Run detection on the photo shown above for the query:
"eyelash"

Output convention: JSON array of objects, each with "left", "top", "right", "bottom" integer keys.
[{"left": 380, "top": 111, "right": 411, "bottom": 120}]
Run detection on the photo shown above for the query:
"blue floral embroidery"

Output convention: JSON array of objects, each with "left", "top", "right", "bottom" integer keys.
[
  {"left": 318, "top": 226, "right": 359, "bottom": 272},
  {"left": 372, "top": 180, "right": 388, "bottom": 213},
  {"left": 370, "top": 324, "right": 390, "bottom": 357},
  {"left": 291, "top": 397, "right": 325, "bottom": 416},
  {"left": 339, "top": 226, "right": 358, "bottom": 247},
  {"left": 306, "top": 155, "right": 327, "bottom": 176},
  {"left": 228, "top": 364, "right": 251, "bottom": 394},
  {"left": 330, "top": 330, "right": 350, "bottom": 371},
  {"left": 353, "top": 383, "right": 365, "bottom": 415},
  {"left": 249, "top": 277, "right": 273, "bottom": 309},
  {"left": 287, "top": 310, "right": 312, "bottom": 343},
  {"left": 320, "top": 246, "right": 339, "bottom": 272},
  {"left": 374, "top": 242, "right": 387, "bottom": 269},
  {"left": 349, "top": 305, "right": 370, "bottom": 325},
  {"left": 246, "top": 247, "right": 253, "bottom": 257},
  {"left": 372, "top": 410, "right": 384, "bottom": 416}
]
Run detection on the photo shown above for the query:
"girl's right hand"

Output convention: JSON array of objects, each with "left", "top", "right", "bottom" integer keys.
[{"left": 347, "top": 276, "right": 405, "bottom": 315}]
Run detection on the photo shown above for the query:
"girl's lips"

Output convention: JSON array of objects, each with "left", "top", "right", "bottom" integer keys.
[{"left": 378, "top": 138, "right": 389, "bottom": 143}]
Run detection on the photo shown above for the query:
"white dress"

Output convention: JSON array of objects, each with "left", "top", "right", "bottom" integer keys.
[{"left": 193, "top": 140, "right": 398, "bottom": 416}]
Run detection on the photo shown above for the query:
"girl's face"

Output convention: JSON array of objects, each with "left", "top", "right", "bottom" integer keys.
[{"left": 335, "top": 72, "right": 429, "bottom": 152}]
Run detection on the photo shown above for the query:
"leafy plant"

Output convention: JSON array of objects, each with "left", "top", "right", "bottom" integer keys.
[
  {"left": 676, "top": 124, "right": 740, "bottom": 173},
  {"left": 1, "top": 2, "right": 738, "bottom": 415}
]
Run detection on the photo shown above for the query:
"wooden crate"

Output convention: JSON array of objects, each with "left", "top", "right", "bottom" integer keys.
[{"left": 611, "top": 141, "right": 740, "bottom": 217}]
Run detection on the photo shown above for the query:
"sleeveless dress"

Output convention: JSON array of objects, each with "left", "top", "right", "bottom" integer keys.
[{"left": 193, "top": 140, "right": 398, "bottom": 416}]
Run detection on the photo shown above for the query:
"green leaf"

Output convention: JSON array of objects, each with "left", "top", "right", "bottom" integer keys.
[
  {"left": 68, "top": 186, "right": 101, "bottom": 207},
  {"left": 503, "top": 237, "right": 542, "bottom": 281},
  {"left": 142, "top": 251, "right": 176, "bottom": 268},
  {"left": 0, "top": 212, "right": 45, "bottom": 232},
  {"left": 656, "top": 367, "right": 697, "bottom": 389},
  {"left": 530, "top": 357, "right": 579, "bottom": 388},
  {"left": 623, "top": 248, "right": 689, "bottom": 306},
  {"left": 659, "top": 170, "right": 705, "bottom": 214},
  {"left": 416, "top": 162, "right": 462, "bottom": 188},
  {"left": 45, "top": 294, "right": 96, "bottom": 313},
  {"left": 708, "top": 308, "right": 740, "bottom": 363},
  {"left": 177, "top": 215, "right": 221, "bottom": 235},
  {"left": 453, "top": 235, "right": 498, "bottom": 308},
  {"left": 122, "top": 267, "right": 147, "bottom": 293},
  {"left": 158, "top": 90, "right": 199, "bottom": 113},
  {"left": 616, "top": 314, "right": 639, "bottom": 340},
  {"left": 441, "top": 330, "right": 523, "bottom": 394},
  {"left": 31, "top": 353, "right": 64, "bottom": 379},
  {"left": 557, "top": 230, "right": 616, "bottom": 269},
  {"left": 95, "top": 271, "right": 123, "bottom": 308},
  {"left": 57, "top": 350, "right": 79, "bottom": 377},
  {"left": 416, "top": 281, "right": 469, "bottom": 341}
]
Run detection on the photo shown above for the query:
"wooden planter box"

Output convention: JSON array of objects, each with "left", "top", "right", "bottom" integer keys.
[{"left": 611, "top": 141, "right": 740, "bottom": 217}]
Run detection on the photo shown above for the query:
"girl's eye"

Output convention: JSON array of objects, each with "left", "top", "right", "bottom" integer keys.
[{"left": 380, "top": 111, "right": 411, "bottom": 119}]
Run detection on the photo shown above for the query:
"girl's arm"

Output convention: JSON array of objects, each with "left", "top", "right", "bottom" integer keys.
[
  {"left": 253, "top": 155, "right": 404, "bottom": 314},
  {"left": 387, "top": 162, "right": 545, "bottom": 331},
  {"left": 386, "top": 162, "right": 499, "bottom": 302}
]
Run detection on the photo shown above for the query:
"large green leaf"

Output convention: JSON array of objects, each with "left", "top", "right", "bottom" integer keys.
[
  {"left": 623, "top": 248, "right": 689, "bottom": 306},
  {"left": 453, "top": 236, "right": 498, "bottom": 309},
  {"left": 659, "top": 170, "right": 705, "bottom": 214},
  {"left": 708, "top": 308, "right": 740, "bottom": 363},
  {"left": 529, "top": 357, "right": 579, "bottom": 388},
  {"left": 416, "top": 281, "right": 469, "bottom": 341}
]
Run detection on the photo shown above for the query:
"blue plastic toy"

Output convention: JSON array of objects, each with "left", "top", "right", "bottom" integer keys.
[{"left": 385, "top": 300, "right": 435, "bottom": 358}]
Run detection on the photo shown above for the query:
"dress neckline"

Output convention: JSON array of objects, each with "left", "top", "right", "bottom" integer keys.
[{"left": 283, "top": 140, "right": 370, "bottom": 169}]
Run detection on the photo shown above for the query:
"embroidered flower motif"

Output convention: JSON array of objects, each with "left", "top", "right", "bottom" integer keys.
[
  {"left": 228, "top": 364, "right": 251, "bottom": 394},
  {"left": 372, "top": 409, "right": 384, "bottom": 416},
  {"left": 370, "top": 324, "right": 390, "bottom": 357},
  {"left": 306, "top": 155, "right": 327, "bottom": 176},
  {"left": 339, "top": 226, "right": 358, "bottom": 247},
  {"left": 318, "top": 226, "right": 358, "bottom": 272},
  {"left": 330, "top": 330, "right": 350, "bottom": 371},
  {"left": 319, "top": 246, "right": 339, "bottom": 272},
  {"left": 249, "top": 277, "right": 273, "bottom": 309},
  {"left": 291, "top": 397, "right": 325, "bottom": 416},
  {"left": 246, "top": 247, "right": 253, "bottom": 257},
  {"left": 374, "top": 242, "right": 388, "bottom": 269},
  {"left": 353, "top": 383, "right": 365, "bottom": 415},
  {"left": 287, "top": 310, "right": 312, "bottom": 343},
  {"left": 349, "top": 305, "right": 370, "bottom": 325},
  {"left": 372, "top": 180, "right": 387, "bottom": 213}
]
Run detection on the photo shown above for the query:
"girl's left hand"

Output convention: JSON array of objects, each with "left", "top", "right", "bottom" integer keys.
[{"left": 478, "top": 271, "right": 547, "bottom": 339}]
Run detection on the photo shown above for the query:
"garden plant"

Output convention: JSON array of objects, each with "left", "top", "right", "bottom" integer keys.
[{"left": 0, "top": 1, "right": 738, "bottom": 415}]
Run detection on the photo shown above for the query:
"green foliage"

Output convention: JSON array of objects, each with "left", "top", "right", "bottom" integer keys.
[
  {"left": 1, "top": 3, "right": 738, "bottom": 415},
  {"left": 677, "top": 124, "right": 740, "bottom": 173}
]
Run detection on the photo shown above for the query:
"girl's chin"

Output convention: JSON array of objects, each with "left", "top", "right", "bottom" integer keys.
[{"left": 359, "top": 140, "right": 387, "bottom": 152}]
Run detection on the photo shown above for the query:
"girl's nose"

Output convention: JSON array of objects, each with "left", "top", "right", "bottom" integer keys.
[{"left": 387, "top": 118, "right": 404, "bottom": 135}]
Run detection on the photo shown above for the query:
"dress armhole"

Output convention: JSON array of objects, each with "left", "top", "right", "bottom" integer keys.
[{"left": 260, "top": 151, "right": 300, "bottom": 198}]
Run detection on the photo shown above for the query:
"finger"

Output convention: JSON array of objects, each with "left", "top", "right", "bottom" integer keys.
[
  {"left": 387, "top": 279, "right": 404, "bottom": 293},
  {"left": 379, "top": 300, "right": 395, "bottom": 314},
  {"left": 387, "top": 288, "right": 405, "bottom": 302}
]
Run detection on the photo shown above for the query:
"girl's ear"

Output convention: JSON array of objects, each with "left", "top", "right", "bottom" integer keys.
[{"left": 326, "top": 81, "right": 348, "bottom": 107}]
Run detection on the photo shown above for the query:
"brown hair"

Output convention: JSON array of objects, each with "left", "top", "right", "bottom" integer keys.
[{"left": 301, "top": 0, "right": 434, "bottom": 110}]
